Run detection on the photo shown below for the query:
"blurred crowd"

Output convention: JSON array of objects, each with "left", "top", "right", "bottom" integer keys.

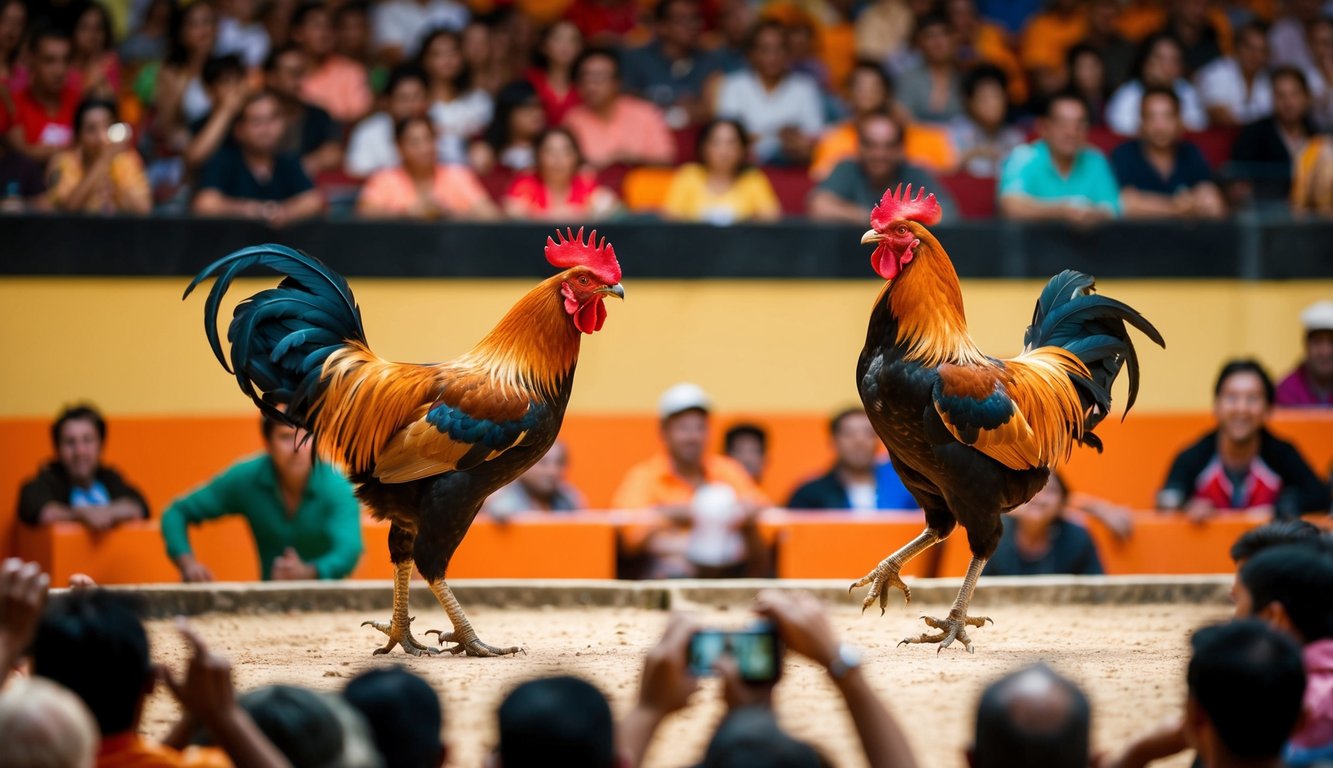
[{"left": 4, "top": 0, "right": 1333, "bottom": 222}]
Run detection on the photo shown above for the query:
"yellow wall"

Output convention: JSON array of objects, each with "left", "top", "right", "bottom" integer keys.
[{"left": 1, "top": 277, "right": 1328, "bottom": 418}]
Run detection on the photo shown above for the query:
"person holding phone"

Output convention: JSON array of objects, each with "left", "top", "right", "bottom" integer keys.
[{"left": 47, "top": 97, "right": 151, "bottom": 214}]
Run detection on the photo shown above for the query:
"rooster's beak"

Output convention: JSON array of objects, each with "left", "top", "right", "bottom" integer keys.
[
  {"left": 600, "top": 283, "right": 625, "bottom": 299},
  {"left": 861, "top": 229, "right": 885, "bottom": 245}
]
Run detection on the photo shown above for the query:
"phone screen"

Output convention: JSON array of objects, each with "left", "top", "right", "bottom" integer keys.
[{"left": 688, "top": 625, "right": 781, "bottom": 683}]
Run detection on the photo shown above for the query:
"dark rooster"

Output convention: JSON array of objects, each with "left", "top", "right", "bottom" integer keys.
[
  {"left": 850, "top": 185, "right": 1164, "bottom": 652},
  {"left": 185, "top": 230, "right": 623, "bottom": 656}
]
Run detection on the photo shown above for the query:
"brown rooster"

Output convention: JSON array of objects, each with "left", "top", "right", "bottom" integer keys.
[
  {"left": 186, "top": 230, "right": 623, "bottom": 656},
  {"left": 851, "top": 185, "right": 1164, "bottom": 651}
]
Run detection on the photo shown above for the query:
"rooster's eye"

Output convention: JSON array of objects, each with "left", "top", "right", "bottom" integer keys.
[
  {"left": 896, "top": 225, "right": 908, "bottom": 235},
  {"left": 578, "top": 275, "right": 589, "bottom": 285}
]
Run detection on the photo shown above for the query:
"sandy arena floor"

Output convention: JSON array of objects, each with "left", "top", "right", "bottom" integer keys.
[{"left": 141, "top": 600, "right": 1226, "bottom": 768}]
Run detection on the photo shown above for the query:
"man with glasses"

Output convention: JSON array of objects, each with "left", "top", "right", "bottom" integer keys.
[{"left": 998, "top": 91, "right": 1121, "bottom": 223}]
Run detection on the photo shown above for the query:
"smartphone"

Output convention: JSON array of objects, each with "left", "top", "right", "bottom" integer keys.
[{"left": 687, "top": 622, "right": 782, "bottom": 683}]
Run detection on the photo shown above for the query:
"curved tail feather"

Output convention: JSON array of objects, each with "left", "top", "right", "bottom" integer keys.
[
  {"left": 183, "top": 244, "right": 366, "bottom": 429},
  {"left": 1023, "top": 270, "right": 1165, "bottom": 448}
]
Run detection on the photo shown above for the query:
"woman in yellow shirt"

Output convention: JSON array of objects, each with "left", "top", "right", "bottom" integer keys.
[
  {"left": 47, "top": 98, "right": 151, "bottom": 214},
  {"left": 662, "top": 119, "right": 781, "bottom": 223}
]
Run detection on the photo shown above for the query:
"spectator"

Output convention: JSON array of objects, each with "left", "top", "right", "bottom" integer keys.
[
  {"left": 32, "top": 590, "right": 289, "bottom": 767},
  {"left": 17, "top": 404, "right": 148, "bottom": 530},
  {"left": 345, "top": 64, "right": 428, "bottom": 178},
  {"left": 372, "top": 0, "right": 470, "bottom": 66},
  {"left": 1066, "top": 44, "right": 1111, "bottom": 127},
  {"left": 0, "top": 138, "right": 49, "bottom": 211},
  {"left": 701, "top": 709, "right": 823, "bottom": 768},
  {"left": 1229, "top": 66, "right": 1315, "bottom": 208},
  {"left": 1185, "top": 621, "right": 1308, "bottom": 768},
  {"left": 119, "top": 0, "right": 170, "bottom": 69},
  {"left": 357, "top": 116, "right": 499, "bottom": 219},
  {"left": 502, "top": 127, "right": 619, "bottom": 220},
  {"left": 459, "top": 18, "right": 502, "bottom": 97},
  {"left": 263, "top": 44, "right": 343, "bottom": 178},
  {"left": 985, "top": 474, "right": 1104, "bottom": 577},
  {"left": 1111, "top": 87, "right": 1225, "bottom": 219},
  {"left": 419, "top": 28, "right": 492, "bottom": 166},
  {"left": 810, "top": 110, "right": 958, "bottom": 223},
  {"left": 475, "top": 80, "right": 546, "bottom": 174},
  {"left": 944, "top": 0, "right": 1027, "bottom": 105},
  {"left": 1269, "top": 0, "right": 1322, "bottom": 72},
  {"left": 215, "top": 0, "right": 270, "bottom": 69},
  {"left": 292, "top": 2, "right": 371, "bottom": 125},
  {"left": 183, "top": 54, "right": 250, "bottom": 172},
  {"left": 192, "top": 90, "right": 325, "bottom": 226},
  {"left": 0, "top": 676, "right": 98, "bottom": 768},
  {"left": 1306, "top": 17, "right": 1333, "bottom": 131},
  {"left": 1083, "top": 0, "right": 1137, "bottom": 95},
  {"left": 621, "top": 0, "right": 726, "bottom": 127},
  {"left": 1158, "top": 359, "right": 1330, "bottom": 520},
  {"left": 525, "top": 20, "right": 583, "bottom": 126},
  {"left": 787, "top": 408, "right": 916, "bottom": 512},
  {"left": 1235, "top": 543, "right": 1333, "bottom": 765},
  {"left": 6, "top": 27, "right": 78, "bottom": 164},
  {"left": 950, "top": 64, "right": 1024, "bottom": 178},
  {"left": 1162, "top": 0, "right": 1226, "bottom": 75},
  {"left": 714, "top": 20, "right": 825, "bottom": 166},
  {"left": 484, "top": 441, "right": 585, "bottom": 518},
  {"left": 969, "top": 664, "right": 1091, "bottom": 768},
  {"left": 998, "top": 92, "right": 1122, "bottom": 223},
  {"left": 160, "top": 409, "right": 363, "bottom": 582},
  {"left": 896, "top": 14, "right": 964, "bottom": 124},
  {"left": 1276, "top": 300, "right": 1333, "bottom": 407},
  {"left": 1195, "top": 20, "right": 1273, "bottom": 127},
  {"left": 497, "top": 677, "right": 614, "bottom": 768},
  {"left": 46, "top": 96, "right": 151, "bottom": 213},
  {"left": 343, "top": 667, "right": 447, "bottom": 768},
  {"left": 1230, "top": 519, "right": 1328, "bottom": 567},
  {"left": 0, "top": 0, "right": 26, "bottom": 90},
  {"left": 723, "top": 422, "right": 768, "bottom": 485},
  {"left": 662, "top": 118, "right": 780, "bottom": 223},
  {"left": 141, "top": 0, "right": 218, "bottom": 153},
  {"left": 335, "top": 2, "right": 382, "bottom": 94},
  {"left": 67, "top": 3, "right": 118, "bottom": 98},
  {"left": 611, "top": 382, "right": 769, "bottom": 579},
  {"left": 1292, "top": 131, "right": 1333, "bottom": 215},
  {"left": 1019, "top": 0, "right": 1088, "bottom": 93},
  {"left": 237, "top": 685, "right": 356, "bottom": 768},
  {"left": 562, "top": 47, "right": 674, "bottom": 170},
  {"left": 853, "top": 0, "right": 913, "bottom": 65},
  {"left": 1106, "top": 34, "right": 1208, "bottom": 137}
]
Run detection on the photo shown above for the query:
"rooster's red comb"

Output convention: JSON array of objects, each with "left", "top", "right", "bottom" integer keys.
[
  {"left": 870, "top": 183, "right": 943, "bottom": 231},
  {"left": 545, "top": 227, "right": 622, "bottom": 285}
]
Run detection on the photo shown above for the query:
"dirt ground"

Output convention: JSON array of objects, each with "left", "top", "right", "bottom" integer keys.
[{"left": 142, "top": 601, "right": 1227, "bottom": 768}]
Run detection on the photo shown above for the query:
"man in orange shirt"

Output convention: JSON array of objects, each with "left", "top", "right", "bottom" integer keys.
[
  {"left": 612, "top": 383, "right": 769, "bottom": 579},
  {"left": 562, "top": 48, "right": 676, "bottom": 169},
  {"left": 291, "top": 2, "right": 372, "bottom": 124}
]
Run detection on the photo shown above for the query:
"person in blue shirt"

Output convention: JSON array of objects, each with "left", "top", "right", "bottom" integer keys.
[
  {"left": 786, "top": 408, "right": 918, "bottom": 512},
  {"left": 1111, "top": 86, "right": 1226, "bottom": 219},
  {"left": 998, "top": 91, "right": 1121, "bottom": 224}
]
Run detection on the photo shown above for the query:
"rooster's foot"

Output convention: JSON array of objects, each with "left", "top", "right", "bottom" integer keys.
[
  {"left": 425, "top": 629, "right": 524, "bottom": 658},
  {"left": 850, "top": 564, "right": 911, "bottom": 615},
  {"left": 362, "top": 617, "right": 439, "bottom": 657},
  {"left": 897, "top": 613, "right": 993, "bottom": 653}
]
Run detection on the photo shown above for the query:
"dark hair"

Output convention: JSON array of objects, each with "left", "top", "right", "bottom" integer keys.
[
  {"left": 744, "top": 19, "right": 787, "bottom": 53},
  {"left": 417, "top": 27, "right": 472, "bottom": 93},
  {"left": 27, "top": 23, "right": 70, "bottom": 55},
  {"left": 0, "top": 0, "right": 24, "bottom": 64},
  {"left": 534, "top": 126, "right": 585, "bottom": 170},
  {"left": 238, "top": 89, "right": 281, "bottom": 123},
  {"left": 1271, "top": 64, "right": 1311, "bottom": 95},
  {"left": 849, "top": 60, "right": 894, "bottom": 99},
  {"left": 203, "top": 53, "right": 245, "bottom": 86},
  {"left": 334, "top": 0, "right": 371, "bottom": 24},
  {"left": 1240, "top": 543, "right": 1333, "bottom": 642},
  {"left": 1236, "top": 19, "right": 1271, "bottom": 42},
  {"left": 497, "top": 676, "right": 615, "bottom": 768},
  {"left": 1041, "top": 89, "right": 1090, "bottom": 120},
  {"left": 724, "top": 422, "right": 767, "bottom": 454},
  {"left": 829, "top": 407, "right": 866, "bottom": 437},
  {"left": 1231, "top": 519, "right": 1326, "bottom": 563},
  {"left": 703, "top": 708, "right": 822, "bottom": 768},
  {"left": 1140, "top": 84, "right": 1180, "bottom": 114},
  {"left": 32, "top": 590, "right": 152, "bottom": 736},
  {"left": 240, "top": 686, "right": 345, "bottom": 768},
  {"left": 1065, "top": 43, "right": 1110, "bottom": 101},
  {"left": 485, "top": 79, "right": 542, "bottom": 151},
  {"left": 573, "top": 45, "right": 619, "bottom": 81},
  {"left": 974, "top": 664, "right": 1091, "bottom": 768},
  {"left": 855, "top": 108, "right": 904, "bottom": 145},
  {"left": 1131, "top": 32, "right": 1183, "bottom": 82},
  {"left": 73, "top": 2, "right": 115, "bottom": 51},
  {"left": 1187, "top": 620, "right": 1306, "bottom": 759},
  {"left": 73, "top": 96, "right": 118, "bottom": 134},
  {"left": 344, "top": 668, "right": 444, "bottom": 768},
  {"left": 291, "top": 1, "right": 330, "bottom": 31},
  {"left": 695, "top": 118, "right": 752, "bottom": 175},
  {"left": 385, "top": 63, "right": 427, "bottom": 96},
  {"left": 166, "top": 0, "right": 214, "bottom": 66},
  {"left": 913, "top": 12, "right": 952, "bottom": 40},
  {"left": 263, "top": 42, "right": 303, "bottom": 74},
  {"left": 532, "top": 19, "right": 581, "bottom": 72},
  {"left": 655, "top": 0, "right": 697, "bottom": 23},
  {"left": 962, "top": 63, "right": 1007, "bottom": 100},
  {"left": 393, "top": 114, "right": 434, "bottom": 143},
  {"left": 51, "top": 403, "right": 106, "bottom": 449},
  {"left": 1213, "top": 359, "right": 1275, "bottom": 405}
]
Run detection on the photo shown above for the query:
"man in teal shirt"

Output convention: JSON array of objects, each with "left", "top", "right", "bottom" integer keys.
[
  {"left": 161, "top": 412, "right": 363, "bottom": 581},
  {"left": 999, "top": 91, "right": 1122, "bottom": 222}
]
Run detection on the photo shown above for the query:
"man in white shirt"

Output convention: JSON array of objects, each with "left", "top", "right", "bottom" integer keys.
[
  {"left": 372, "top": 0, "right": 469, "bottom": 65},
  {"left": 1195, "top": 21, "right": 1273, "bottom": 127},
  {"left": 344, "top": 64, "right": 428, "bottom": 177},
  {"left": 714, "top": 19, "right": 824, "bottom": 164}
]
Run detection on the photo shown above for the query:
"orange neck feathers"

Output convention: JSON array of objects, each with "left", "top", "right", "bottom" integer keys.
[
  {"left": 463, "top": 272, "right": 583, "bottom": 400},
  {"left": 885, "top": 228, "right": 988, "bottom": 368}
]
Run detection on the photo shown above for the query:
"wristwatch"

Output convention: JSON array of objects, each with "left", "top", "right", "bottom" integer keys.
[{"left": 827, "top": 643, "right": 863, "bottom": 680}]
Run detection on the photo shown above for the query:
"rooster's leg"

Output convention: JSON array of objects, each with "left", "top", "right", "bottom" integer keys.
[
  {"left": 362, "top": 561, "right": 439, "bottom": 656},
  {"left": 850, "top": 528, "right": 944, "bottom": 614},
  {"left": 423, "top": 580, "right": 522, "bottom": 658},
  {"left": 899, "top": 555, "right": 993, "bottom": 653}
]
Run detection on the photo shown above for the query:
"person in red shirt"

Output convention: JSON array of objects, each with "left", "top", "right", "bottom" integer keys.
[{"left": 6, "top": 26, "right": 80, "bottom": 163}]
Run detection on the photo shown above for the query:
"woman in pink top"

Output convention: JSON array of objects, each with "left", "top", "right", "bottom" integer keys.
[
  {"left": 357, "top": 115, "right": 501, "bottom": 220},
  {"left": 68, "top": 3, "right": 121, "bottom": 98},
  {"left": 503, "top": 127, "right": 619, "bottom": 220},
  {"left": 525, "top": 21, "right": 583, "bottom": 126}
]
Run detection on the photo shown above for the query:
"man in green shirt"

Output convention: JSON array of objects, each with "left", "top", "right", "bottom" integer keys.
[{"left": 161, "top": 412, "right": 363, "bottom": 581}]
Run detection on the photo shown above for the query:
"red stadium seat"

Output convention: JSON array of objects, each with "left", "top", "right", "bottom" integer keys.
[
  {"left": 762, "top": 166, "right": 815, "bottom": 216},
  {"left": 1185, "top": 127, "right": 1240, "bottom": 170},
  {"left": 937, "top": 173, "right": 998, "bottom": 220}
]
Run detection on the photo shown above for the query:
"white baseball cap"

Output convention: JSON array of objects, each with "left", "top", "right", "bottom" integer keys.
[
  {"left": 1302, "top": 300, "right": 1333, "bottom": 334},
  {"left": 658, "top": 382, "right": 711, "bottom": 419}
]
